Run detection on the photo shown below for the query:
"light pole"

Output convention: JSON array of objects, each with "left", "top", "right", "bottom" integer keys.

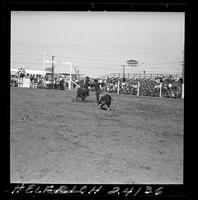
[
  {"left": 67, "top": 62, "right": 72, "bottom": 90},
  {"left": 121, "top": 64, "right": 126, "bottom": 80},
  {"left": 127, "top": 59, "right": 139, "bottom": 78},
  {"left": 59, "top": 61, "right": 73, "bottom": 90},
  {"left": 51, "top": 56, "right": 55, "bottom": 89}
]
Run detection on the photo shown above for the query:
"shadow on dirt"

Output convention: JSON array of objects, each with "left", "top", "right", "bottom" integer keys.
[
  {"left": 71, "top": 98, "right": 95, "bottom": 103},
  {"left": 97, "top": 107, "right": 115, "bottom": 112}
]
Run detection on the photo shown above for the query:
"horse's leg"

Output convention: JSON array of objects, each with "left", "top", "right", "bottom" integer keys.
[
  {"left": 81, "top": 96, "right": 85, "bottom": 101},
  {"left": 76, "top": 93, "right": 79, "bottom": 101}
]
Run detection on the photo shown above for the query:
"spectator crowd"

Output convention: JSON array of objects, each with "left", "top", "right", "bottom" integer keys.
[
  {"left": 10, "top": 68, "right": 67, "bottom": 89},
  {"left": 101, "top": 75, "right": 183, "bottom": 98}
]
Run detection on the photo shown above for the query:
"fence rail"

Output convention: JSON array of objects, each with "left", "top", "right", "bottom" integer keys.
[
  {"left": 11, "top": 72, "right": 184, "bottom": 99},
  {"left": 101, "top": 73, "right": 182, "bottom": 80},
  {"left": 100, "top": 73, "right": 184, "bottom": 99}
]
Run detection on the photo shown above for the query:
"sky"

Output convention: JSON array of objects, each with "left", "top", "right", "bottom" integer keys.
[{"left": 11, "top": 11, "right": 185, "bottom": 78}]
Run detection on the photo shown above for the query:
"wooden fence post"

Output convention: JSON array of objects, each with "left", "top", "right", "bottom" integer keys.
[
  {"left": 182, "top": 83, "right": 184, "bottom": 99},
  {"left": 117, "top": 80, "right": 120, "bottom": 94},
  {"left": 159, "top": 83, "right": 162, "bottom": 98},
  {"left": 137, "top": 81, "right": 140, "bottom": 96}
]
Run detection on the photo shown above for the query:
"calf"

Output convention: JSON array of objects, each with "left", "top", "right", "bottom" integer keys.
[{"left": 98, "top": 93, "right": 112, "bottom": 111}]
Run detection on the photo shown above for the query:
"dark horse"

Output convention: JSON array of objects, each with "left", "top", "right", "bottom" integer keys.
[
  {"left": 76, "top": 76, "right": 90, "bottom": 101},
  {"left": 76, "top": 87, "right": 89, "bottom": 101}
]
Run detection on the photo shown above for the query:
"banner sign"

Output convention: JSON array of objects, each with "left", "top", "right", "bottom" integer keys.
[{"left": 127, "top": 59, "right": 138, "bottom": 66}]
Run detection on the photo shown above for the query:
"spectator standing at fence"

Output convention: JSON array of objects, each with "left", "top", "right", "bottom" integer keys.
[{"left": 59, "top": 78, "right": 64, "bottom": 90}]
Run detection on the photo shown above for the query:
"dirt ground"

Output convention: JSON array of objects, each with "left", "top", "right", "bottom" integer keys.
[{"left": 10, "top": 87, "right": 184, "bottom": 184}]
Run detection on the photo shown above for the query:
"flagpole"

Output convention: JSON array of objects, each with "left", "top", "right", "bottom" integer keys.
[{"left": 69, "top": 63, "right": 72, "bottom": 90}]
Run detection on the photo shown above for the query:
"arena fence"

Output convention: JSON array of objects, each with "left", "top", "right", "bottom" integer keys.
[
  {"left": 10, "top": 73, "right": 184, "bottom": 99},
  {"left": 101, "top": 73, "right": 182, "bottom": 80},
  {"left": 100, "top": 73, "right": 184, "bottom": 99}
]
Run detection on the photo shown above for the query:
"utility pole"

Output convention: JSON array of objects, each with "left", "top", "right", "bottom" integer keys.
[
  {"left": 52, "top": 56, "right": 55, "bottom": 88},
  {"left": 121, "top": 64, "right": 126, "bottom": 80},
  {"left": 127, "top": 59, "right": 139, "bottom": 78},
  {"left": 77, "top": 69, "right": 79, "bottom": 81},
  {"left": 75, "top": 67, "right": 77, "bottom": 80},
  {"left": 68, "top": 62, "right": 72, "bottom": 90}
]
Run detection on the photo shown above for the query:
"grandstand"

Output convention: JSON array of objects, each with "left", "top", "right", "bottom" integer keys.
[{"left": 99, "top": 72, "right": 183, "bottom": 99}]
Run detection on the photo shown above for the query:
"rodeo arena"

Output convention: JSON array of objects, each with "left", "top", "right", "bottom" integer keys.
[
  {"left": 10, "top": 63, "right": 184, "bottom": 99},
  {"left": 10, "top": 57, "right": 184, "bottom": 185}
]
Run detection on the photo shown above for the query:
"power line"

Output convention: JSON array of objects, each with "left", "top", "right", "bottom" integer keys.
[
  {"left": 12, "top": 44, "right": 181, "bottom": 54},
  {"left": 11, "top": 52, "right": 181, "bottom": 67},
  {"left": 11, "top": 60, "right": 181, "bottom": 71},
  {"left": 11, "top": 49, "right": 182, "bottom": 76},
  {"left": 12, "top": 36, "right": 183, "bottom": 52},
  {"left": 12, "top": 37, "right": 182, "bottom": 54}
]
